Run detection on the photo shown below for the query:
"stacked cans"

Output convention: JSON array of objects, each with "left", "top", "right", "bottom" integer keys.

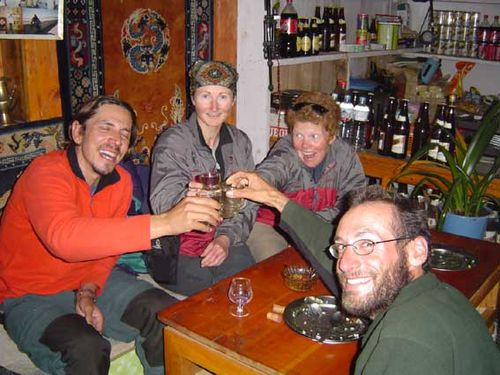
[{"left": 433, "top": 10, "right": 480, "bottom": 58}]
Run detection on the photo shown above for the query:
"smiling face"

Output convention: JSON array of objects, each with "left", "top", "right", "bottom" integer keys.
[
  {"left": 71, "top": 103, "right": 132, "bottom": 186},
  {"left": 193, "top": 85, "right": 234, "bottom": 130},
  {"left": 335, "top": 202, "right": 411, "bottom": 319},
  {"left": 291, "top": 121, "right": 334, "bottom": 168}
]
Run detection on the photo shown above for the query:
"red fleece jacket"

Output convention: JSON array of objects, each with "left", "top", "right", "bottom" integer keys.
[{"left": 0, "top": 149, "right": 151, "bottom": 303}]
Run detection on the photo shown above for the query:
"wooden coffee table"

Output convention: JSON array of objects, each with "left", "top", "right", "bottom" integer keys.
[
  {"left": 158, "top": 232, "right": 500, "bottom": 374},
  {"left": 158, "top": 247, "right": 358, "bottom": 374}
]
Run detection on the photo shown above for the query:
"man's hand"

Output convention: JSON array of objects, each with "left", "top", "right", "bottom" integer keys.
[
  {"left": 75, "top": 290, "right": 104, "bottom": 334},
  {"left": 151, "top": 196, "right": 222, "bottom": 239},
  {"left": 226, "top": 171, "right": 289, "bottom": 213},
  {"left": 200, "top": 235, "right": 230, "bottom": 267}
]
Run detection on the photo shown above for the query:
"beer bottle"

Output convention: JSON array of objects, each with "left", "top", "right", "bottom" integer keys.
[
  {"left": 365, "top": 92, "right": 375, "bottom": 149},
  {"left": 296, "top": 18, "right": 304, "bottom": 55},
  {"left": 411, "top": 102, "right": 430, "bottom": 158},
  {"left": 331, "top": 7, "right": 339, "bottom": 51},
  {"left": 428, "top": 103, "right": 447, "bottom": 161},
  {"left": 321, "top": 7, "right": 332, "bottom": 52},
  {"left": 311, "top": 17, "right": 321, "bottom": 55},
  {"left": 377, "top": 97, "right": 397, "bottom": 156},
  {"left": 301, "top": 19, "right": 312, "bottom": 56},
  {"left": 438, "top": 105, "right": 456, "bottom": 162},
  {"left": 353, "top": 95, "right": 370, "bottom": 151},
  {"left": 338, "top": 7, "right": 347, "bottom": 49},
  {"left": 279, "top": 0, "right": 298, "bottom": 58},
  {"left": 391, "top": 99, "right": 410, "bottom": 159},
  {"left": 339, "top": 93, "right": 354, "bottom": 141}
]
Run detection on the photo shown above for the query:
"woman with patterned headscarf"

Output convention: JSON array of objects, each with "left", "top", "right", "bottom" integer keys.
[{"left": 149, "top": 60, "right": 255, "bottom": 296}]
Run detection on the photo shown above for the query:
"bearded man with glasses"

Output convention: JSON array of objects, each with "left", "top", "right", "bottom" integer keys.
[{"left": 225, "top": 178, "right": 500, "bottom": 374}]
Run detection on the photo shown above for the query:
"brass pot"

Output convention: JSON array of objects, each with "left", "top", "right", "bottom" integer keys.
[{"left": 0, "top": 77, "right": 16, "bottom": 125}]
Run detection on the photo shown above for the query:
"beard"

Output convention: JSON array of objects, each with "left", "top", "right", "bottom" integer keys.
[{"left": 339, "top": 252, "right": 411, "bottom": 319}]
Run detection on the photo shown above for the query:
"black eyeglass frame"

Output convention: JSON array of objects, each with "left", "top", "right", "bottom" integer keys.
[
  {"left": 292, "top": 102, "right": 329, "bottom": 114},
  {"left": 329, "top": 237, "right": 413, "bottom": 259}
]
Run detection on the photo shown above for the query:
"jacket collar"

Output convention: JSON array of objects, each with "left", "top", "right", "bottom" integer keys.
[{"left": 67, "top": 144, "right": 121, "bottom": 194}]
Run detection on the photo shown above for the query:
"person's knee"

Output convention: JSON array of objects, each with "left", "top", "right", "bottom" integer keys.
[
  {"left": 40, "top": 314, "right": 110, "bottom": 375},
  {"left": 121, "top": 288, "right": 176, "bottom": 367}
]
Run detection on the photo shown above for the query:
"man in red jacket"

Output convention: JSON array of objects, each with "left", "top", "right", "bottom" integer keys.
[{"left": 0, "top": 95, "right": 221, "bottom": 374}]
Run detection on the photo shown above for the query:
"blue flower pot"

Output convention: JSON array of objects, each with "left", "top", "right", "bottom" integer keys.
[{"left": 442, "top": 212, "right": 489, "bottom": 240}]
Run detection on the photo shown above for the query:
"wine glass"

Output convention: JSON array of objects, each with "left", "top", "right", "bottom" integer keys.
[{"left": 228, "top": 277, "right": 253, "bottom": 317}]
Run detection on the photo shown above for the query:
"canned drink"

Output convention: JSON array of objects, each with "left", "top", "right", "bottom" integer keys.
[
  {"left": 447, "top": 40, "right": 458, "bottom": 56},
  {"left": 433, "top": 10, "right": 444, "bottom": 25},
  {"left": 489, "top": 27, "right": 498, "bottom": 44},
  {"left": 478, "top": 42, "right": 488, "bottom": 59},
  {"left": 469, "top": 27, "right": 478, "bottom": 42},
  {"left": 495, "top": 44, "right": 500, "bottom": 61},
  {"left": 439, "top": 25, "right": 453, "bottom": 40},
  {"left": 462, "top": 12, "right": 472, "bottom": 27},
  {"left": 442, "top": 11, "right": 455, "bottom": 25},
  {"left": 467, "top": 42, "right": 478, "bottom": 58},
  {"left": 470, "top": 12, "right": 481, "bottom": 28},
  {"left": 356, "top": 29, "right": 368, "bottom": 45},
  {"left": 455, "top": 11, "right": 465, "bottom": 26},
  {"left": 455, "top": 40, "right": 466, "bottom": 56},
  {"left": 453, "top": 26, "right": 466, "bottom": 41},
  {"left": 357, "top": 13, "right": 369, "bottom": 31},
  {"left": 485, "top": 43, "right": 496, "bottom": 61},
  {"left": 436, "top": 39, "right": 447, "bottom": 55}
]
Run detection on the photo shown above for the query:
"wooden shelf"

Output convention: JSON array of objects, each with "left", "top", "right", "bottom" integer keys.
[
  {"left": 402, "top": 52, "right": 500, "bottom": 67},
  {"left": 358, "top": 150, "right": 500, "bottom": 198},
  {"left": 272, "top": 48, "right": 423, "bottom": 67}
]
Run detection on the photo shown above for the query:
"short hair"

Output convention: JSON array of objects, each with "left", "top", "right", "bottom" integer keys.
[
  {"left": 68, "top": 95, "right": 138, "bottom": 148},
  {"left": 348, "top": 185, "right": 432, "bottom": 252},
  {"left": 285, "top": 91, "right": 341, "bottom": 140}
]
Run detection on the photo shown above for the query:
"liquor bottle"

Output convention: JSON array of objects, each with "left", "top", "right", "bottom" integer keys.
[
  {"left": 311, "top": 17, "right": 321, "bottom": 55},
  {"left": 411, "top": 102, "right": 430, "bottom": 158},
  {"left": 438, "top": 105, "right": 456, "bottom": 162},
  {"left": 338, "top": 7, "right": 347, "bottom": 48},
  {"left": 331, "top": 7, "right": 339, "bottom": 51},
  {"left": 369, "top": 17, "right": 377, "bottom": 45},
  {"left": 377, "top": 97, "right": 397, "bottom": 156},
  {"left": 321, "top": 6, "right": 332, "bottom": 52},
  {"left": 272, "top": 0, "right": 281, "bottom": 54},
  {"left": 391, "top": 99, "right": 410, "bottom": 159},
  {"left": 427, "top": 103, "right": 447, "bottom": 161},
  {"left": 279, "top": 0, "right": 298, "bottom": 58},
  {"left": 365, "top": 92, "right": 375, "bottom": 149},
  {"left": 332, "top": 78, "right": 347, "bottom": 105},
  {"left": 353, "top": 95, "right": 370, "bottom": 151},
  {"left": 339, "top": 93, "right": 354, "bottom": 141}
]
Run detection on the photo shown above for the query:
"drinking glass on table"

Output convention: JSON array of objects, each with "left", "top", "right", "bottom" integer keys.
[{"left": 228, "top": 277, "right": 253, "bottom": 317}]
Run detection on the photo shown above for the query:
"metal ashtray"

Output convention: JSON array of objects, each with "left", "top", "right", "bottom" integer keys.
[
  {"left": 429, "top": 244, "right": 479, "bottom": 271},
  {"left": 283, "top": 295, "right": 368, "bottom": 344}
]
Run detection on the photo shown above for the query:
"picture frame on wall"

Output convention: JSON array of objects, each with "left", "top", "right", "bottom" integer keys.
[{"left": 0, "top": 0, "right": 63, "bottom": 40}]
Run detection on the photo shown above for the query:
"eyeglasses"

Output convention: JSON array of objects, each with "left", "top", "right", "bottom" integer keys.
[
  {"left": 328, "top": 237, "right": 413, "bottom": 258},
  {"left": 292, "top": 102, "right": 329, "bottom": 115}
]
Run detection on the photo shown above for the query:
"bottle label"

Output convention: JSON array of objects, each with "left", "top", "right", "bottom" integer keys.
[
  {"left": 437, "top": 141, "right": 450, "bottom": 162},
  {"left": 443, "top": 121, "right": 452, "bottom": 129},
  {"left": 302, "top": 36, "right": 311, "bottom": 52},
  {"left": 396, "top": 115, "right": 407, "bottom": 122},
  {"left": 391, "top": 134, "right": 406, "bottom": 155},
  {"left": 312, "top": 35, "right": 321, "bottom": 52},
  {"left": 354, "top": 108, "right": 369, "bottom": 122},
  {"left": 280, "top": 18, "right": 298, "bottom": 35},
  {"left": 340, "top": 106, "right": 353, "bottom": 122},
  {"left": 428, "top": 139, "right": 439, "bottom": 159},
  {"left": 339, "top": 32, "right": 346, "bottom": 45},
  {"left": 378, "top": 131, "right": 385, "bottom": 151}
]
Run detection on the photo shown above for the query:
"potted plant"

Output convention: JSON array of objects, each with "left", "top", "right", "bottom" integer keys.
[{"left": 390, "top": 100, "right": 500, "bottom": 239}]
